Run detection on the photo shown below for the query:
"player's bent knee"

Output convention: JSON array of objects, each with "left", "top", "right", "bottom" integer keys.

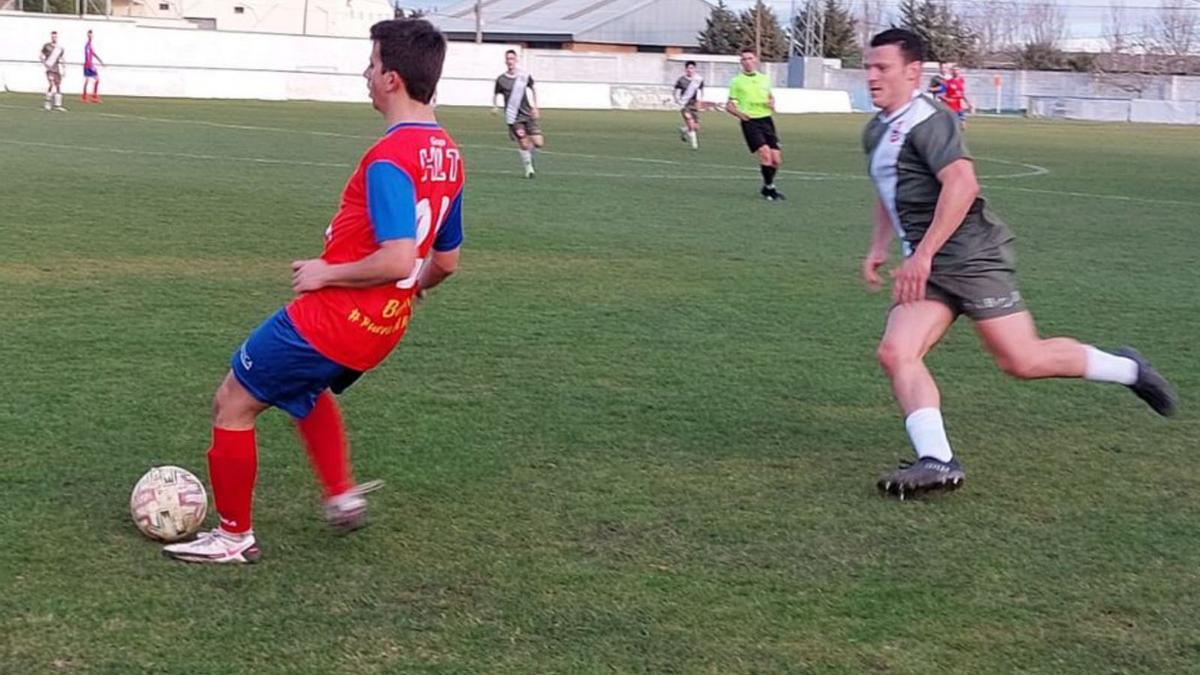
[
  {"left": 876, "top": 340, "right": 916, "bottom": 376},
  {"left": 212, "top": 373, "right": 264, "bottom": 428},
  {"left": 993, "top": 352, "right": 1040, "bottom": 380}
]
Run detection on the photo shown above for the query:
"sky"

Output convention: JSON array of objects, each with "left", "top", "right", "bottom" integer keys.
[{"left": 403, "top": 0, "right": 1200, "bottom": 40}]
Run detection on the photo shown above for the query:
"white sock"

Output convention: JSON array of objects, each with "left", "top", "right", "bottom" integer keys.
[
  {"left": 688, "top": 130, "right": 698, "bottom": 148},
  {"left": 44, "top": 93, "right": 52, "bottom": 110},
  {"left": 518, "top": 149, "right": 532, "bottom": 168},
  {"left": 53, "top": 92, "right": 63, "bottom": 107},
  {"left": 1084, "top": 346, "right": 1137, "bottom": 385},
  {"left": 905, "top": 407, "right": 953, "bottom": 463}
]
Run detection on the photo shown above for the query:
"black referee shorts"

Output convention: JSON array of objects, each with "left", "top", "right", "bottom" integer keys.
[{"left": 740, "top": 116, "right": 780, "bottom": 153}]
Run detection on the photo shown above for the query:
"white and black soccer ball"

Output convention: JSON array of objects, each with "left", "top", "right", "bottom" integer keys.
[{"left": 130, "top": 466, "right": 208, "bottom": 542}]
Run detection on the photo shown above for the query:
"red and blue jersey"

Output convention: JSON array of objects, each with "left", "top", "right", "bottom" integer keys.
[
  {"left": 286, "top": 121, "right": 464, "bottom": 372},
  {"left": 84, "top": 41, "right": 96, "bottom": 69},
  {"left": 942, "top": 77, "right": 966, "bottom": 112}
]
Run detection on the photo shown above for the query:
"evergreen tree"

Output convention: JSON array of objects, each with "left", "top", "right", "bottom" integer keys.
[
  {"left": 793, "top": 0, "right": 860, "bottom": 61},
  {"left": 737, "top": 1, "right": 789, "bottom": 61},
  {"left": 897, "top": 0, "right": 978, "bottom": 65},
  {"left": 697, "top": 1, "right": 743, "bottom": 55}
]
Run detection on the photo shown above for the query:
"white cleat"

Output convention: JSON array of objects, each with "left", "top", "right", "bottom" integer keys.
[
  {"left": 323, "top": 479, "right": 385, "bottom": 534},
  {"left": 524, "top": 166, "right": 536, "bottom": 179},
  {"left": 163, "top": 528, "right": 261, "bottom": 564}
]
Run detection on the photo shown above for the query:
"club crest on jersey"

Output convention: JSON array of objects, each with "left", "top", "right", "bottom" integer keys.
[{"left": 889, "top": 121, "right": 905, "bottom": 144}]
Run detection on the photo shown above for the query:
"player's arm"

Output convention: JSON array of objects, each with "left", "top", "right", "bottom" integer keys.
[
  {"left": 891, "top": 113, "right": 977, "bottom": 304},
  {"left": 725, "top": 93, "right": 747, "bottom": 120},
  {"left": 768, "top": 90, "right": 775, "bottom": 112},
  {"left": 916, "top": 159, "right": 978, "bottom": 259},
  {"left": 418, "top": 191, "right": 463, "bottom": 292},
  {"left": 492, "top": 80, "right": 503, "bottom": 113},
  {"left": 863, "top": 198, "right": 893, "bottom": 291},
  {"left": 293, "top": 240, "right": 415, "bottom": 291},
  {"left": 528, "top": 79, "right": 539, "bottom": 118},
  {"left": 291, "top": 161, "right": 423, "bottom": 292}
]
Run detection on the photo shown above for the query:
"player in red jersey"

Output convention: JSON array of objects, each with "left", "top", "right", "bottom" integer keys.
[
  {"left": 940, "top": 65, "right": 973, "bottom": 126},
  {"left": 81, "top": 30, "right": 104, "bottom": 103},
  {"left": 164, "top": 19, "right": 464, "bottom": 564}
]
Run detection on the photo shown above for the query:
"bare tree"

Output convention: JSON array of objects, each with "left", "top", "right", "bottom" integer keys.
[
  {"left": 857, "top": 0, "right": 884, "bottom": 49},
  {"left": 967, "top": 0, "right": 1019, "bottom": 55},
  {"left": 1144, "top": 0, "right": 1198, "bottom": 56},
  {"left": 1102, "top": 0, "right": 1131, "bottom": 55},
  {"left": 1023, "top": 0, "right": 1067, "bottom": 48}
]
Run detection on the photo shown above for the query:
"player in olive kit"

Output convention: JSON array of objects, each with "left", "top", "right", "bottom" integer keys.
[
  {"left": 163, "top": 19, "right": 465, "bottom": 563},
  {"left": 726, "top": 48, "right": 783, "bottom": 200},
  {"left": 861, "top": 29, "right": 1176, "bottom": 499},
  {"left": 674, "top": 60, "right": 704, "bottom": 150},
  {"left": 494, "top": 49, "right": 543, "bottom": 178}
]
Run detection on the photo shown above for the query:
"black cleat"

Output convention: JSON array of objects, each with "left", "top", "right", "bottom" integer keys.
[
  {"left": 877, "top": 457, "right": 965, "bottom": 500},
  {"left": 769, "top": 188, "right": 786, "bottom": 201},
  {"left": 1115, "top": 347, "right": 1177, "bottom": 417}
]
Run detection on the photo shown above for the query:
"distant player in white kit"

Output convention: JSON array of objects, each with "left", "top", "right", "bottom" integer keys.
[
  {"left": 493, "top": 49, "right": 543, "bottom": 178},
  {"left": 673, "top": 60, "right": 704, "bottom": 150},
  {"left": 40, "top": 31, "right": 67, "bottom": 112}
]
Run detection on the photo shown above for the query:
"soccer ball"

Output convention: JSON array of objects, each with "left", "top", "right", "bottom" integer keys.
[{"left": 129, "top": 466, "right": 208, "bottom": 542}]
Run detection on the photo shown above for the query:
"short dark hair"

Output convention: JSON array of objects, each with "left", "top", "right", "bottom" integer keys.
[
  {"left": 369, "top": 19, "right": 445, "bottom": 104},
  {"left": 869, "top": 28, "right": 925, "bottom": 63},
  {"left": 739, "top": 47, "right": 756, "bottom": 56},
  {"left": 685, "top": 60, "right": 696, "bottom": 68},
  {"left": 505, "top": 49, "right": 517, "bottom": 57}
]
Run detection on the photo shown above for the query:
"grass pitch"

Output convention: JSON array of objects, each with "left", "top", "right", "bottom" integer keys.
[{"left": 1, "top": 92, "right": 1198, "bottom": 674}]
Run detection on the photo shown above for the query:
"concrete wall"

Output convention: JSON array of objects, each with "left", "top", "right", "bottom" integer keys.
[
  {"left": 0, "top": 13, "right": 847, "bottom": 112},
  {"left": 823, "top": 61, "right": 1200, "bottom": 113}
]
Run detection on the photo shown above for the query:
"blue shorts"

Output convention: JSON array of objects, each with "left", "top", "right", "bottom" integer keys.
[
  {"left": 230, "top": 308, "right": 362, "bottom": 419},
  {"left": 83, "top": 67, "right": 97, "bottom": 78}
]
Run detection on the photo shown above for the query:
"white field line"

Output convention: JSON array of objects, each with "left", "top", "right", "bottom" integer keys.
[
  {"left": 6, "top": 102, "right": 1197, "bottom": 206},
  {"left": 0, "top": 103, "right": 1049, "bottom": 180}
]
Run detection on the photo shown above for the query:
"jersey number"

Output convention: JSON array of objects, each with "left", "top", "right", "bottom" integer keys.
[{"left": 396, "top": 196, "right": 450, "bottom": 290}]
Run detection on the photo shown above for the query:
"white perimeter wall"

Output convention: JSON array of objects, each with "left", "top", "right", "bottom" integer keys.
[{"left": 0, "top": 13, "right": 851, "bottom": 113}]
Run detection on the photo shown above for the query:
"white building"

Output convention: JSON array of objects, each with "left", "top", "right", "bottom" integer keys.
[{"left": 109, "top": 0, "right": 396, "bottom": 36}]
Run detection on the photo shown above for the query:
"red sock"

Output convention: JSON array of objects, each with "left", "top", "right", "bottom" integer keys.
[
  {"left": 295, "top": 391, "right": 351, "bottom": 498},
  {"left": 207, "top": 427, "right": 258, "bottom": 534}
]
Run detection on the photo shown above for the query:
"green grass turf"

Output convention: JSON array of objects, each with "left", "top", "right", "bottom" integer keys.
[{"left": 1, "top": 92, "right": 1198, "bottom": 674}]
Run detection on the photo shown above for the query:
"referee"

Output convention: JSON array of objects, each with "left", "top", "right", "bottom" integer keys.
[{"left": 726, "top": 47, "right": 784, "bottom": 201}]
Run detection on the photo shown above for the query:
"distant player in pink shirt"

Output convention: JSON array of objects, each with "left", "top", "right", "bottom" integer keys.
[
  {"left": 81, "top": 30, "right": 104, "bottom": 103},
  {"left": 164, "top": 19, "right": 465, "bottom": 565}
]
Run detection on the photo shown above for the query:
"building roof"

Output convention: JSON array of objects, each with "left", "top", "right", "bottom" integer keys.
[{"left": 430, "top": 0, "right": 710, "bottom": 45}]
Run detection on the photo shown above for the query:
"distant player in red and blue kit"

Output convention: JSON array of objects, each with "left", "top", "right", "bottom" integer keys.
[
  {"left": 81, "top": 30, "right": 104, "bottom": 103},
  {"left": 165, "top": 19, "right": 465, "bottom": 564},
  {"left": 940, "top": 65, "right": 972, "bottom": 126}
]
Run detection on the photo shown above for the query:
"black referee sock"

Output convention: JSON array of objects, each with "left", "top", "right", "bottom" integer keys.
[{"left": 760, "top": 165, "right": 776, "bottom": 187}]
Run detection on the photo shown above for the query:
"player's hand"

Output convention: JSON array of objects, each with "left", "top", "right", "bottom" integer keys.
[
  {"left": 291, "top": 258, "right": 331, "bottom": 293},
  {"left": 862, "top": 249, "right": 888, "bottom": 291},
  {"left": 890, "top": 252, "right": 932, "bottom": 304},
  {"left": 531, "top": 106, "right": 541, "bottom": 119}
]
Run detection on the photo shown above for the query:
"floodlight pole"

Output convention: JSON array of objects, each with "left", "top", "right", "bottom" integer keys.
[
  {"left": 475, "top": 0, "right": 482, "bottom": 43},
  {"left": 755, "top": 0, "right": 762, "bottom": 56},
  {"left": 302, "top": 0, "right": 309, "bottom": 35}
]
